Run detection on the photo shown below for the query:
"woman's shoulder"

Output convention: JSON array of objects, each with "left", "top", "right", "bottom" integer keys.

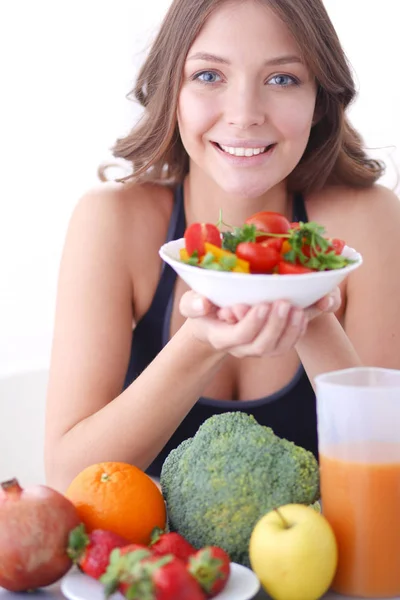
[
  {"left": 305, "top": 183, "right": 400, "bottom": 244},
  {"left": 69, "top": 181, "right": 175, "bottom": 246},
  {"left": 73, "top": 180, "right": 174, "bottom": 223},
  {"left": 308, "top": 182, "right": 399, "bottom": 208}
]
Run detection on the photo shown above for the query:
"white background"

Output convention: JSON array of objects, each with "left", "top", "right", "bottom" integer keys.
[{"left": 0, "top": 1, "right": 399, "bottom": 376}]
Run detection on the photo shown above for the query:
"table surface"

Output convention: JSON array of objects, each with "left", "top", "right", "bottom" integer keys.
[{"left": 1, "top": 578, "right": 399, "bottom": 600}]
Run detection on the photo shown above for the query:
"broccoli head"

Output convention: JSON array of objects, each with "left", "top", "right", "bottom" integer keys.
[{"left": 160, "top": 412, "right": 320, "bottom": 566}]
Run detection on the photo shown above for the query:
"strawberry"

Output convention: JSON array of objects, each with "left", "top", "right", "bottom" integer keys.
[
  {"left": 119, "top": 543, "right": 151, "bottom": 555},
  {"left": 115, "top": 553, "right": 206, "bottom": 600},
  {"left": 188, "top": 546, "right": 231, "bottom": 597},
  {"left": 67, "top": 524, "right": 128, "bottom": 579},
  {"left": 101, "top": 547, "right": 153, "bottom": 597},
  {"left": 149, "top": 527, "right": 196, "bottom": 563}
]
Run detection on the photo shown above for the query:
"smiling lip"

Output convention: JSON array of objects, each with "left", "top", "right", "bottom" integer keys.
[
  {"left": 214, "top": 139, "right": 275, "bottom": 148},
  {"left": 212, "top": 141, "right": 276, "bottom": 165}
]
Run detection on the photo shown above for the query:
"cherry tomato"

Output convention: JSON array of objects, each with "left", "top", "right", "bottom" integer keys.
[
  {"left": 261, "top": 238, "right": 284, "bottom": 252},
  {"left": 278, "top": 261, "right": 313, "bottom": 275},
  {"left": 290, "top": 222, "right": 300, "bottom": 229},
  {"left": 301, "top": 243, "right": 316, "bottom": 259},
  {"left": 236, "top": 242, "right": 280, "bottom": 274},
  {"left": 301, "top": 237, "right": 346, "bottom": 258},
  {"left": 184, "top": 223, "right": 221, "bottom": 257},
  {"left": 245, "top": 211, "right": 291, "bottom": 242},
  {"left": 330, "top": 238, "right": 346, "bottom": 255}
]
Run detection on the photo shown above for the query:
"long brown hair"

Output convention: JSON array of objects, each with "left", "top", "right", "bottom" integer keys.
[{"left": 102, "top": 0, "right": 384, "bottom": 192}]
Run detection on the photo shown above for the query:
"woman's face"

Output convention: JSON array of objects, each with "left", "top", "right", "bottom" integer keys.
[{"left": 178, "top": 0, "right": 317, "bottom": 199}]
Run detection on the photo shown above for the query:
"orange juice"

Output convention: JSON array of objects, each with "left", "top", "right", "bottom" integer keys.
[{"left": 320, "top": 442, "right": 400, "bottom": 598}]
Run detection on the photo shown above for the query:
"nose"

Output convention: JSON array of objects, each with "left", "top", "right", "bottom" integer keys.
[{"left": 225, "top": 84, "right": 266, "bottom": 129}]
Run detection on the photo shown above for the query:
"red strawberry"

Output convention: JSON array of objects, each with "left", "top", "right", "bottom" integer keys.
[
  {"left": 67, "top": 524, "right": 128, "bottom": 579},
  {"left": 149, "top": 527, "right": 196, "bottom": 563},
  {"left": 101, "top": 547, "right": 153, "bottom": 597},
  {"left": 119, "top": 553, "right": 206, "bottom": 600},
  {"left": 119, "top": 543, "right": 151, "bottom": 556},
  {"left": 188, "top": 546, "right": 231, "bottom": 597}
]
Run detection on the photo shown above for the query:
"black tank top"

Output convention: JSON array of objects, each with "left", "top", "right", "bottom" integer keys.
[{"left": 124, "top": 184, "right": 317, "bottom": 477}]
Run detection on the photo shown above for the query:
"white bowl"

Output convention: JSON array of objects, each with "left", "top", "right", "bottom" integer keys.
[{"left": 159, "top": 238, "right": 363, "bottom": 308}]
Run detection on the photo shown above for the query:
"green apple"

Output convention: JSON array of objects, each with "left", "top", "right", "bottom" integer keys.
[{"left": 249, "top": 503, "right": 337, "bottom": 600}]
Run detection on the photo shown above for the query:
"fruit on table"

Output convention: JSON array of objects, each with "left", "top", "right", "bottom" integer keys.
[
  {"left": 160, "top": 412, "right": 320, "bottom": 566},
  {"left": 65, "top": 462, "right": 166, "bottom": 545},
  {"left": 249, "top": 503, "right": 338, "bottom": 600},
  {"left": 100, "top": 546, "right": 153, "bottom": 596},
  {"left": 102, "top": 547, "right": 206, "bottom": 600},
  {"left": 150, "top": 527, "right": 197, "bottom": 563},
  {"left": 67, "top": 523, "right": 128, "bottom": 579},
  {"left": 188, "top": 546, "right": 231, "bottom": 597},
  {"left": 0, "top": 477, "right": 81, "bottom": 592}
]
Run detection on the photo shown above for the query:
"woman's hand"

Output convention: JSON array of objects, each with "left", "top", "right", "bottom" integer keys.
[{"left": 179, "top": 288, "right": 341, "bottom": 358}]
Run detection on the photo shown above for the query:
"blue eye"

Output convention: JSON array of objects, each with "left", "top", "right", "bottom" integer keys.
[
  {"left": 268, "top": 74, "right": 299, "bottom": 86},
  {"left": 193, "top": 71, "right": 221, "bottom": 84}
]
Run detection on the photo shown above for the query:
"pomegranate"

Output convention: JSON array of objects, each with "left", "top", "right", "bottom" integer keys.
[{"left": 0, "top": 478, "right": 81, "bottom": 591}]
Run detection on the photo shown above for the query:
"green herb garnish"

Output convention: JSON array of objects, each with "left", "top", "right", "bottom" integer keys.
[{"left": 284, "top": 222, "right": 353, "bottom": 270}]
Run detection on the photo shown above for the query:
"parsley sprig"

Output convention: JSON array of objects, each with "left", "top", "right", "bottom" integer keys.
[
  {"left": 283, "top": 221, "right": 353, "bottom": 271},
  {"left": 221, "top": 223, "right": 258, "bottom": 252},
  {"left": 216, "top": 210, "right": 264, "bottom": 252}
]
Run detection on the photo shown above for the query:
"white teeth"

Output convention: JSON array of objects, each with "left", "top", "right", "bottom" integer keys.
[{"left": 219, "top": 144, "right": 267, "bottom": 157}]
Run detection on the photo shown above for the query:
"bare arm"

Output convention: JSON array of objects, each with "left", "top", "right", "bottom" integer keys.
[
  {"left": 295, "top": 313, "right": 361, "bottom": 387},
  {"left": 44, "top": 188, "right": 225, "bottom": 492},
  {"left": 296, "top": 186, "right": 400, "bottom": 384}
]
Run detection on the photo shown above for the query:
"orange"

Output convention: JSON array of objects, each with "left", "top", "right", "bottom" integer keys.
[{"left": 65, "top": 462, "right": 166, "bottom": 545}]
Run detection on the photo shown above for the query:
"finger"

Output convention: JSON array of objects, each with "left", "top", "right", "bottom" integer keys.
[
  {"left": 315, "top": 287, "right": 341, "bottom": 312},
  {"left": 305, "top": 286, "right": 342, "bottom": 321},
  {"left": 209, "top": 303, "right": 272, "bottom": 350},
  {"left": 217, "top": 306, "right": 238, "bottom": 324},
  {"left": 230, "top": 300, "right": 292, "bottom": 357},
  {"left": 217, "top": 304, "right": 252, "bottom": 324},
  {"left": 179, "top": 291, "right": 216, "bottom": 318},
  {"left": 271, "top": 307, "right": 307, "bottom": 355},
  {"left": 231, "top": 304, "right": 252, "bottom": 321}
]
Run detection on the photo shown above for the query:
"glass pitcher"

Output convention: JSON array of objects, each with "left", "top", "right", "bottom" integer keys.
[{"left": 315, "top": 367, "right": 400, "bottom": 598}]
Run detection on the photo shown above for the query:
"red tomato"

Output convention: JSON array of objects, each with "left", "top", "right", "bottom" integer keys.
[
  {"left": 301, "top": 243, "right": 315, "bottom": 259},
  {"left": 261, "top": 238, "right": 284, "bottom": 252},
  {"left": 301, "top": 237, "right": 346, "bottom": 259},
  {"left": 236, "top": 242, "right": 280, "bottom": 274},
  {"left": 330, "top": 238, "right": 346, "bottom": 255},
  {"left": 184, "top": 223, "right": 221, "bottom": 257},
  {"left": 245, "top": 211, "right": 291, "bottom": 242},
  {"left": 278, "top": 261, "right": 313, "bottom": 275},
  {"left": 290, "top": 222, "right": 300, "bottom": 229}
]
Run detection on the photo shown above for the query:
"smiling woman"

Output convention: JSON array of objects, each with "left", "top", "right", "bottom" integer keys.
[
  {"left": 178, "top": 3, "right": 317, "bottom": 199},
  {"left": 43, "top": 0, "right": 400, "bottom": 493},
  {"left": 108, "top": 0, "right": 381, "bottom": 195}
]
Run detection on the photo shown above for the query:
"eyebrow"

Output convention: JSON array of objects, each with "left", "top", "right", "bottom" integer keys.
[{"left": 187, "top": 52, "right": 303, "bottom": 67}]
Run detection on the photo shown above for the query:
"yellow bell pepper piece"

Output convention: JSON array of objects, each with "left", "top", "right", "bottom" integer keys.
[
  {"left": 204, "top": 243, "right": 250, "bottom": 273},
  {"left": 179, "top": 248, "right": 190, "bottom": 261},
  {"left": 180, "top": 243, "right": 250, "bottom": 273}
]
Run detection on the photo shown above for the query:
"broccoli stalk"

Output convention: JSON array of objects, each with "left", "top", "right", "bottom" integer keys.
[{"left": 160, "top": 412, "right": 320, "bottom": 566}]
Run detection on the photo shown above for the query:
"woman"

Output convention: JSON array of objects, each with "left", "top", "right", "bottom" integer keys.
[{"left": 44, "top": 0, "right": 400, "bottom": 492}]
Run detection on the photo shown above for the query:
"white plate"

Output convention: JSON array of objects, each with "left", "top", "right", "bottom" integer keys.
[
  {"left": 159, "top": 238, "right": 362, "bottom": 308},
  {"left": 61, "top": 563, "right": 260, "bottom": 600}
]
